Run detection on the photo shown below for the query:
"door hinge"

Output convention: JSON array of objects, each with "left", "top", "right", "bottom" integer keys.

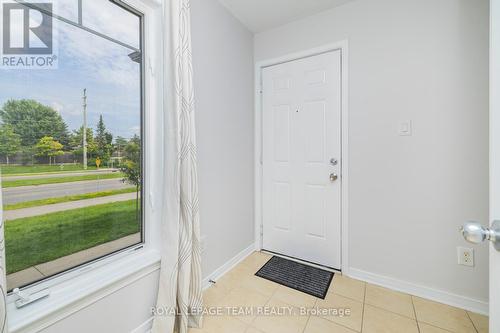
[{"left": 260, "top": 224, "right": 264, "bottom": 236}]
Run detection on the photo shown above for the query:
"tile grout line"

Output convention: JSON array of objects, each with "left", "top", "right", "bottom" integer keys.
[
  {"left": 465, "top": 310, "right": 479, "bottom": 333},
  {"left": 411, "top": 295, "right": 474, "bottom": 333},
  {"left": 318, "top": 276, "right": 365, "bottom": 332},
  {"left": 228, "top": 256, "right": 276, "bottom": 330},
  {"left": 419, "top": 322, "right": 456, "bottom": 333},
  {"left": 360, "top": 282, "right": 366, "bottom": 332},
  {"left": 364, "top": 284, "right": 480, "bottom": 330},
  {"left": 363, "top": 301, "right": 417, "bottom": 321},
  {"left": 300, "top": 297, "right": 319, "bottom": 333},
  {"left": 410, "top": 295, "right": 421, "bottom": 333},
  {"left": 300, "top": 279, "right": 357, "bottom": 332},
  {"left": 246, "top": 281, "right": 280, "bottom": 330},
  {"left": 300, "top": 314, "right": 312, "bottom": 333}
]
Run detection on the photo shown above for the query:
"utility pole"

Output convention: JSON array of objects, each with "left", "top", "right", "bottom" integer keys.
[{"left": 83, "top": 88, "right": 88, "bottom": 170}]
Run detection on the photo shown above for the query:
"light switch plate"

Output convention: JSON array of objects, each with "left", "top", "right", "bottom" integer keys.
[{"left": 398, "top": 120, "right": 412, "bottom": 136}]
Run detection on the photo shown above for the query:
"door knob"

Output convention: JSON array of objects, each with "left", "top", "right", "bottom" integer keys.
[
  {"left": 461, "top": 221, "right": 500, "bottom": 251},
  {"left": 330, "top": 173, "right": 338, "bottom": 182}
]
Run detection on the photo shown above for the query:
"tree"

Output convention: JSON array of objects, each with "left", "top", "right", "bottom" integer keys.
[
  {"left": 69, "top": 127, "right": 95, "bottom": 151},
  {"left": 95, "top": 115, "right": 113, "bottom": 164},
  {"left": 69, "top": 126, "right": 96, "bottom": 161},
  {"left": 114, "top": 136, "right": 128, "bottom": 158},
  {"left": 0, "top": 124, "right": 21, "bottom": 164},
  {"left": 0, "top": 99, "right": 69, "bottom": 147},
  {"left": 120, "top": 135, "right": 141, "bottom": 221},
  {"left": 35, "top": 136, "right": 64, "bottom": 165}
]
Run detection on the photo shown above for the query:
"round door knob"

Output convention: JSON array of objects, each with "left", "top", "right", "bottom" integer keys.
[
  {"left": 461, "top": 222, "right": 489, "bottom": 244},
  {"left": 461, "top": 221, "right": 500, "bottom": 251}
]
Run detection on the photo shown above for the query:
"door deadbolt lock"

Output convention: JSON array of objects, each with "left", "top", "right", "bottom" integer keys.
[
  {"left": 330, "top": 173, "right": 338, "bottom": 182},
  {"left": 330, "top": 158, "right": 338, "bottom": 166}
]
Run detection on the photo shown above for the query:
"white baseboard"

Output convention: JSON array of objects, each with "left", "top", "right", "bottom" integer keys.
[
  {"left": 130, "top": 316, "right": 153, "bottom": 333},
  {"left": 202, "top": 243, "right": 256, "bottom": 290},
  {"left": 348, "top": 268, "right": 489, "bottom": 316}
]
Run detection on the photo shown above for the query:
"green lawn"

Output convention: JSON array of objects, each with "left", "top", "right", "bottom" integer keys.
[
  {"left": 4, "top": 187, "right": 136, "bottom": 210},
  {"left": 5, "top": 200, "right": 140, "bottom": 274},
  {"left": 2, "top": 172, "right": 124, "bottom": 188},
  {"left": 0, "top": 164, "right": 98, "bottom": 175}
]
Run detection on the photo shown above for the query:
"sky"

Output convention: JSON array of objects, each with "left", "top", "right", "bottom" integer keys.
[{"left": 0, "top": 0, "right": 142, "bottom": 140}]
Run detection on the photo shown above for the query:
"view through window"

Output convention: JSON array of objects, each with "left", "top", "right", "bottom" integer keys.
[{"left": 0, "top": 0, "right": 143, "bottom": 291}]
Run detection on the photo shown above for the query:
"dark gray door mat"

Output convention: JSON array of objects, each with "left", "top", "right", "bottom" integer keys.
[{"left": 255, "top": 256, "right": 334, "bottom": 299}]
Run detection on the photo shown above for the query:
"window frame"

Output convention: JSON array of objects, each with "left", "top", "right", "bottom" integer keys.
[
  {"left": 4, "top": 0, "right": 146, "bottom": 293},
  {"left": 6, "top": 0, "right": 164, "bottom": 330}
]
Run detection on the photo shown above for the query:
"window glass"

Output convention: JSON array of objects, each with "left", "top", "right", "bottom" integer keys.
[
  {"left": 57, "top": 0, "right": 80, "bottom": 23},
  {"left": 83, "top": 0, "right": 141, "bottom": 49},
  {"left": 11, "top": 0, "right": 81, "bottom": 23},
  {"left": 0, "top": 0, "right": 143, "bottom": 291}
]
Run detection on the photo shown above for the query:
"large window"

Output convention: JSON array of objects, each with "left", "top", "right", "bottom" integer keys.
[{"left": 0, "top": 0, "right": 144, "bottom": 291}]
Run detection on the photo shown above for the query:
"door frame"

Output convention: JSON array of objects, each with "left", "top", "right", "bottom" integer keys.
[
  {"left": 254, "top": 40, "right": 349, "bottom": 273},
  {"left": 491, "top": 0, "right": 499, "bottom": 327}
]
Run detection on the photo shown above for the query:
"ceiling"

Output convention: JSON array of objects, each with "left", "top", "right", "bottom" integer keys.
[{"left": 217, "top": 0, "right": 355, "bottom": 33}]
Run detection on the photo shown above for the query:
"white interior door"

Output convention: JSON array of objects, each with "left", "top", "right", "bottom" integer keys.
[
  {"left": 262, "top": 51, "right": 342, "bottom": 269},
  {"left": 490, "top": 0, "right": 500, "bottom": 329}
]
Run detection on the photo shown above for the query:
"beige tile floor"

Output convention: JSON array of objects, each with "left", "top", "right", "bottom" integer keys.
[{"left": 190, "top": 252, "right": 489, "bottom": 333}]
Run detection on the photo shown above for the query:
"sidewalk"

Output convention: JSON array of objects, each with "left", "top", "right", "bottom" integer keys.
[{"left": 3, "top": 192, "right": 137, "bottom": 220}]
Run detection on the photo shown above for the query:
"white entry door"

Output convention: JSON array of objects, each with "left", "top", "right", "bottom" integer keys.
[{"left": 262, "top": 50, "right": 342, "bottom": 269}]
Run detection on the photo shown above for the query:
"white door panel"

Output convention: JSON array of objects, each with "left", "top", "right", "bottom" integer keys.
[{"left": 262, "top": 51, "right": 341, "bottom": 269}]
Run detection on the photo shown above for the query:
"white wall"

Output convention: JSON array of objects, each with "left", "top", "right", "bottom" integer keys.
[
  {"left": 255, "top": 0, "right": 490, "bottom": 307},
  {"left": 40, "top": 271, "right": 159, "bottom": 333},
  {"left": 191, "top": 0, "right": 255, "bottom": 277}
]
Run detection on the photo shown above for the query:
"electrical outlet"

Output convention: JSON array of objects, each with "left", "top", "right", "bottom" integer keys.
[{"left": 457, "top": 247, "right": 474, "bottom": 267}]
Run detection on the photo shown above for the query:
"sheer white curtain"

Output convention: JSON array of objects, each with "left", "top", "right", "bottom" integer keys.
[{"left": 152, "top": 0, "right": 203, "bottom": 332}]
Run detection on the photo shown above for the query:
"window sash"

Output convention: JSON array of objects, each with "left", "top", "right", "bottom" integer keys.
[{"left": 5, "top": 0, "right": 146, "bottom": 292}]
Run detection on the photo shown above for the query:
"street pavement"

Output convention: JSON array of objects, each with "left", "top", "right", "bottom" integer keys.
[
  {"left": 1, "top": 169, "right": 119, "bottom": 181},
  {"left": 2, "top": 178, "right": 134, "bottom": 205},
  {"left": 2, "top": 169, "right": 140, "bottom": 290}
]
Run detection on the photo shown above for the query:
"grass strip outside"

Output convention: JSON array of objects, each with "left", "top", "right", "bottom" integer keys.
[
  {"left": 2, "top": 172, "right": 124, "bottom": 188},
  {"left": 1, "top": 164, "right": 97, "bottom": 175},
  {"left": 5, "top": 199, "right": 140, "bottom": 274},
  {"left": 3, "top": 187, "right": 136, "bottom": 210}
]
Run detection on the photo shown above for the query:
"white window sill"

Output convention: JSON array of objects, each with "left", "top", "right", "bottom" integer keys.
[{"left": 7, "top": 248, "right": 161, "bottom": 333}]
